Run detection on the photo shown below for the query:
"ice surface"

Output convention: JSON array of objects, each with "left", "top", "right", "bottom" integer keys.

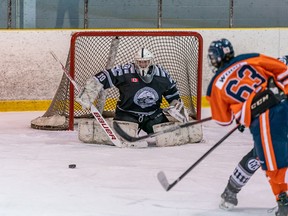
[{"left": 0, "top": 109, "right": 276, "bottom": 216}]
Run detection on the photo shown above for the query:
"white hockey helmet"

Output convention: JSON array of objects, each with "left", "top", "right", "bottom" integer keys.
[{"left": 134, "top": 48, "right": 154, "bottom": 77}]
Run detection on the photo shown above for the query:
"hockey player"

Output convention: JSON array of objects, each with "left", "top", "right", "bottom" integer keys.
[
  {"left": 76, "top": 48, "right": 196, "bottom": 147},
  {"left": 220, "top": 55, "right": 288, "bottom": 211},
  {"left": 206, "top": 38, "right": 288, "bottom": 216}
]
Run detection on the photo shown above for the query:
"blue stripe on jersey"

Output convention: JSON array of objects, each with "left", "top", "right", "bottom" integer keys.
[
  {"left": 109, "top": 63, "right": 172, "bottom": 84},
  {"left": 103, "top": 70, "right": 114, "bottom": 88},
  {"left": 113, "top": 65, "right": 124, "bottom": 76},
  {"left": 170, "top": 83, "right": 176, "bottom": 89},
  {"left": 111, "top": 63, "right": 135, "bottom": 76},
  {"left": 154, "top": 66, "right": 160, "bottom": 76},
  {"left": 165, "top": 91, "right": 180, "bottom": 100},
  {"left": 159, "top": 66, "right": 166, "bottom": 77},
  {"left": 130, "top": 64, "right": 136, "bottom": 73}
]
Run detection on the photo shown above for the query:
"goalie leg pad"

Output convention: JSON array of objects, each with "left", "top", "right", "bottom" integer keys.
[
  {"left": 152, "top": 121, "right": 203, "bottom": 147},
  {"left": 78, "top": 118, "right": 115, "bottom": 145},
  {"left": 113, "top": 121, "right": 148, "bottom": 148},
  {"left": 152, "top": 122, "right": 189, "bottom": 147},
  {"left": 78, "top": 119, "right": 148, "bottom": 148},
  {"left": 188, "top": 123, "right": 203, "bottom": 143}
]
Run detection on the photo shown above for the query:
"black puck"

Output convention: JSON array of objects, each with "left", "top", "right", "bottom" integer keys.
[{"left": 69, "top": 164, "right": 76, "bottom": 169}]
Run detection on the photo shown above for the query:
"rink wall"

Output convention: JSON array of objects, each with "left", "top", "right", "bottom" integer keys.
[{"left": 1, "top": 28, "right": 288, "bottom": 111}]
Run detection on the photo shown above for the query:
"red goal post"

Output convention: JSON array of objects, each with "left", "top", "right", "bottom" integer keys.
[{"left": 31, "top": 30, "right": 203, "bottom": 131}]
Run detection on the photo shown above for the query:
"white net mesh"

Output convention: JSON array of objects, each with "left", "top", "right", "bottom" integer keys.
[{"left": 31, "top": 30, "right": 203, "bottom": 130}]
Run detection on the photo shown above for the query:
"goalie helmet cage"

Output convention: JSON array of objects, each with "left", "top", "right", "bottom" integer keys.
[{"left": 31, "top": 30, "right": 203, "bottom": 131}]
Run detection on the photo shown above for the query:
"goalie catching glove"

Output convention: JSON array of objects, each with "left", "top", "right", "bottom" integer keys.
[
  {"left": 163, "top": 99, "right": 189, "bottom": 123},
  {"left": 76, "top": 77, "right": 104, "bottom": 109}
]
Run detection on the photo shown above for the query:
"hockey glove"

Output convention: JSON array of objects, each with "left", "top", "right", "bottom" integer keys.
[
  {"left": 250, "top": 77, "right": 287, "bottom": 118},
  {"left": 235, "top": 119, "right": 245, "bottom": 132},
  {"left": 76, "top": 77, "right": 104, "bottom": 109},
  {"left": 237, "top": 124, "right": 245, "bottom": 133},
  {"left": 164, "top": 99, "right": 189, "bottom": 123}
]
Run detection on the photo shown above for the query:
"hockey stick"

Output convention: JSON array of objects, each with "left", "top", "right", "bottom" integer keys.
[
  {"left": 157, "top": 124, "right": 239, "bottom": 191},
  {"left": 113, "top": 116, "right": 212, "bottom": 142},
  {"left": 95, "top": 36, "right": 120, "bottom": 113},
  {"left": 50, "top": 51, "right": 123, "bottom": 148}
]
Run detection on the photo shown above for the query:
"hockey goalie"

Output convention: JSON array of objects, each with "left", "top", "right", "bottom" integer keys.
[{"left": 76, "top": 48, "right": 203, "bottom": 147}]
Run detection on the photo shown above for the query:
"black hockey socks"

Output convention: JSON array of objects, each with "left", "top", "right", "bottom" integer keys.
[{"left": 229, "top": 148, "right": 260, "bottom": 192}]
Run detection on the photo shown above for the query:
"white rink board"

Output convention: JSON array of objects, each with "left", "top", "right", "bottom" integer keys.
[{"left": 1, "top": 28, "right": 288, "bottom": 100}]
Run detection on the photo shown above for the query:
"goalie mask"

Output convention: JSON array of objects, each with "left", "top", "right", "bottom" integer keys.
[
  {"left": 208, "top": 38, "right": 234, "bottom": 72},
  {"left": 134, "top": 48, "right": 155, "bottom": 83}
]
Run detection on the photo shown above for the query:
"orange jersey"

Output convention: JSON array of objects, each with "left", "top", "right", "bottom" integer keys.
[{"left": 206, "top": 53, "right": 288, "bottom": 127}]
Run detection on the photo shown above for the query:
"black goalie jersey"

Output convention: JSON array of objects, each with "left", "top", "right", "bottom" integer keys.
[{"left": 94, "top": 63, "right": 180, "bottom": 116}]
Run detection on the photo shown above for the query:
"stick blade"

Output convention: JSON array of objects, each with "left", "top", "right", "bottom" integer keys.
[
  {"left": 157, "top": 171, "right": 170, "bottom": 191},
  {"left": 113, "top": 117, "right": 212, "bottom": 143}
]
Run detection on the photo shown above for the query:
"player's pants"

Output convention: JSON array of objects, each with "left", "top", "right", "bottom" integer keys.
[
  {"left": 249, "top": 100, "right": 288, "bottom": 199},
  {"left": 114, "top": 108, "right": 169, "bottom": 134}
]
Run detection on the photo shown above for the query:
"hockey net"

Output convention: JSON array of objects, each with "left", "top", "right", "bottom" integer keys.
[{"left": 31, "top": 30, "right": 203, "bottom": 130}]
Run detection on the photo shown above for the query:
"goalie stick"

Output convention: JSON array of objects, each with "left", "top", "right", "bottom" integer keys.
[
  {"left": 113, "top": 116, "right": 212, "bottom": 142},
  {"left": 50, "top": 51, "right": 124, "bottom": 148},
  {"left": 157, "top": 124, "right": 239, "bottom": 191}
]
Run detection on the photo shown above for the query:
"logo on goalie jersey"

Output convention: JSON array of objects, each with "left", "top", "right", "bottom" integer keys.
[
  {"left": 131, "top": 78, "right": 139, "bottom": 82},
  {"left": 134, "top": 87, "right": 159, "bottom": 108}
]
